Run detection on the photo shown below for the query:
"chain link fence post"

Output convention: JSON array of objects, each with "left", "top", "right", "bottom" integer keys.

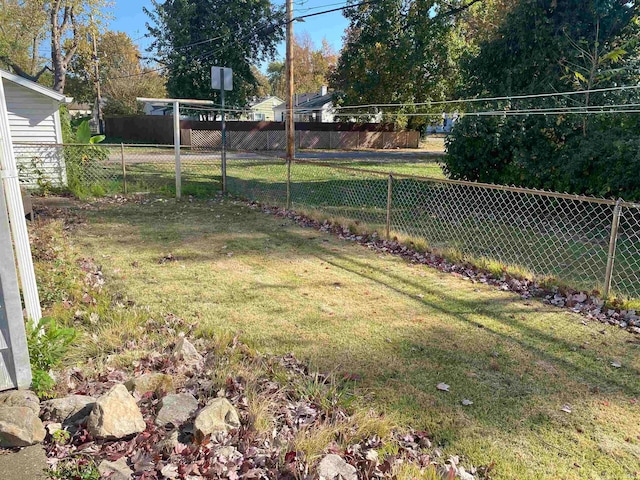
[
  {"left": 386, "top": 174, "right": 393, "bottom": 240},
  {"left": 120, "top": 143, "right": 127, "bottom": 194},
  {"left": 603, "top": 199, "right": 623, "bottom": 298}
]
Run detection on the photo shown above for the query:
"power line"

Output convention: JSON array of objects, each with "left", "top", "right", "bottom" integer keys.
[
  {"left": 294, "top": 0, "right": 378, "bottom": 20},
  {"left": 325, "top": 102, "right": 640, "bottom": 115},
  {"left": 295, "top": 1, "right": 354, "bottom": 13},
  {"left": 112, "top": 0, "right": 378, "bottom": 80},
  {"left": 331, "top": 84, "right": 640, "bottom": 111},
  {"left": 330, "top": 106, "right": 640, "bottom": 117}
]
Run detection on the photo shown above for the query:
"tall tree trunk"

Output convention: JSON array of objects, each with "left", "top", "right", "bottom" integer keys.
[{"left": 51, "top": 1, "right": 79, "bottom": 93}]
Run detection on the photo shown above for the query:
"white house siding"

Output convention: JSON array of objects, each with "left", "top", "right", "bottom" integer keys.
[{"left": 3, "top": 78, "right": 66, "bottom": 188}]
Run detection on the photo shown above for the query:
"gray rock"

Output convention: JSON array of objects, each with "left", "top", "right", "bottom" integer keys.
[
  {"left": 87, "top": 384, "right": 146, "bottom": 440},
  {"left": 155, "top": 393, "right": 198, "bottom": 427},
  {"left": 317, "top": 454, "right": 358, "bottom": 480},
  {"left": 0, "top": 406, "right": 46, "bottom": 447},
  {"left": 193, "top": 398, "right": 240, "bottom": 440},
  {"left": 42, "top": 395, "right": 95, "bottom": 426},
  {"left": 98, "top": 457, "right": 133, "bottom": 480},
  {"left": 0, "top": 390, "right": 40, "bottom": 416},
  {"left": 0, "top": 444, "right": 47, "bottom": 479},
  {"left": 173, "top": 337, "right": 203, "bottom": 367},
  {"left": 125, "top": 373, "right": 174, "bottom": 396}
]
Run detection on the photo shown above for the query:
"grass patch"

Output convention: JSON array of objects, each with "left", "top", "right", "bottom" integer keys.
[{"left": 37, "top": 195, "right": 640, "bottom": 480}]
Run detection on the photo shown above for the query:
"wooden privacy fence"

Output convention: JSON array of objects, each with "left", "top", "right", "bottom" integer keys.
[{"left": 183, "top": 129, "right": 420, "bottom": 150}]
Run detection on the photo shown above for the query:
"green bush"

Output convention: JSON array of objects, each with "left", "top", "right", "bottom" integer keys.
[
  {"left": 26, "top": 317, "right": 76, "bottom": 398},
  {"left": 444, "top": 114, "right": 640, "bottom": 200}
]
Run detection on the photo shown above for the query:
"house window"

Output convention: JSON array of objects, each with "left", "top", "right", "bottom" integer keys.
[{"left": 254, "top": 113, "right": 266, "bottom": 121}]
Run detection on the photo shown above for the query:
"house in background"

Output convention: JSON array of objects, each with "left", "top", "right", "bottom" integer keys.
[
  {"left": 243, "top": 96, "right": 284, "bottom": 121},
  {"left": 68, "top": 102, "right": 92, "bottom": 118},
  {"left": 425, "top": 113, "right": 459, "bottom": 134},
  {"left": 273, "top": 86, "right": 335, "bottom": 123},
  {"left": 143, "top": 101, "right": 172, "bottom": 116},
  {"left": 1, "top": 68, "right": 71, "bottom": 188}
]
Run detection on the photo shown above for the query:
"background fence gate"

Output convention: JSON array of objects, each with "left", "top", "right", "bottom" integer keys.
[{"left": 0, "top": 183, "right": 32, "bottom": 391}]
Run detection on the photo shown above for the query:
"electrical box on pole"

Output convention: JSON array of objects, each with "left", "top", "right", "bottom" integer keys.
[{"left": 211, "top": 66, "right": 233, "bottom": 193}]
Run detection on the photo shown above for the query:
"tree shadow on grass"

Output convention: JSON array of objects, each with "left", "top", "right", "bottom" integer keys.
[
  {"left": 312, "top": 249, "right": 640, "bottom": 396},
  {"left": 70, "top": 197, "right": 640, "bottom": 478}
]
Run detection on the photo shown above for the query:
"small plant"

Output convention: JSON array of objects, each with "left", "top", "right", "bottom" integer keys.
[
  {"left": 64, "top": 120, "right": 109, "bottom": 198},
  {"left": 52, "top": 429, "right": 71, "bottom": 445},
  {"left": 294, "top": 371, "right": 356, "bottom": 413},
  {"left": 49, "top": 458, "right": 100, "bottom": 480},
  {"left": 26, "top": 317, "right": 76, "bottom": 397}
]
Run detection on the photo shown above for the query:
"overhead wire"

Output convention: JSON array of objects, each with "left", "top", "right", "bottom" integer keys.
[
  {"left": 111, "top": 0, "right": 383, "bottom": 80},
  {"left": 329, "top": 85, "right": 640, "bottom": 111},
  {"left": 329, "top": 108, "right": 640, "bottom": 117}
]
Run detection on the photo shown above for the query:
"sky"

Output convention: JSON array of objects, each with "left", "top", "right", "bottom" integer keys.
[{"left": 110, "top": 0, "right": 350, "bottom": 70}]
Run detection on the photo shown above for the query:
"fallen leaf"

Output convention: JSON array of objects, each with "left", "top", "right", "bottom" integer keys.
[
  {"left": 461, "top": 399, "right": 473, "bottom": 406},
  {"left": 436, "top": 383, "right": 450, "bottom": 392},
  {"left": 160, "top": 464, "right": 179, "bottom": 479},
  {"left": 611, "top": 361, "right": 622, "bottom": 368},
  {"left": 561, "top": 404, "right": 572, "bottom": 413}
]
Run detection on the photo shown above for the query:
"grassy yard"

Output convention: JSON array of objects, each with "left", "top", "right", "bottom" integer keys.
[
  {"left": 50, "top": 146, "right": 640, "bottom": 298},
  {"left": 47, "top": 195, "right": 640, "bottom": 480}
]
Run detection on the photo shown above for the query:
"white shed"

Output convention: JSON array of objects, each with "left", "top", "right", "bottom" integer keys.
[{"left": 1, "top": 68, "right": 71, "bottom": 188}]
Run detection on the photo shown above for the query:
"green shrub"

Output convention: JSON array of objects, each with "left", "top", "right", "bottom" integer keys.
[
  {"left": 26, "top": 317, "right": 76, "bottom": 398},
  {"left": 444, "top": 113, "right": 640, "bottom": 200},
  {"left": 63, "top": 120, "right": 109, "bottom": 198}
]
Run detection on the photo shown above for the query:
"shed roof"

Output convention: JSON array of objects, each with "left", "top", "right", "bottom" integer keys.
[{"left": 0, "top": 68, "right": 71, "bottom": 103}]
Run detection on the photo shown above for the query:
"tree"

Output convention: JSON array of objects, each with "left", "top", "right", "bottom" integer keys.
[
  {"left": 145, "top": 0, "right": 283, "bottom": 106},
  {"left": 266, "top": 34, "right": 337, "bottom": 98},
  {"left": 0, "top": 0, "right": 49, "bottom": 80},
  {"left": 66, "top": 30, "right": 166, "bottom": 115},
  {"left": 444, "top": 0, "right": 640, "bottom": 199},
  {"left": 266, "top": 60, "right": 285, "bottom": 98},
  {"left": 0, "top": 0, "right": 110, "bottom": 92},
  {"left": 457, "top": 0, "right": 516, "bottom": 46},
  {"left": 330, "top": 0, "right": 484, "bottom": 128},
  {"left": 250, "top": 65, "right": 271, "bottom": 98}
]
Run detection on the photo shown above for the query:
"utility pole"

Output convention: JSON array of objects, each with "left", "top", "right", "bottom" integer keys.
[
  {"left": 285, "top": 0, "right": 294, "bottom": 209},
  {"left": 90, "top": 16, "right": 104, "bottom": 134}
]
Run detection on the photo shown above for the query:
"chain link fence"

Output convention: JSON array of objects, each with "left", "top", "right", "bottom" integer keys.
[
  {"left": 13, "top": 143, "right": 222, "bottom": 197},
  {"left": 225, "top": 158, "right": 640, "bottom": 299},
  {"left": 12, "top": 142, "right": 640, "bottom": 299}
]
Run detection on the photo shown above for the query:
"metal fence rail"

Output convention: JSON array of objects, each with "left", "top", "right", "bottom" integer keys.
[{"left": 12, "top": 142, "right": 640, "bottom": 299}]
